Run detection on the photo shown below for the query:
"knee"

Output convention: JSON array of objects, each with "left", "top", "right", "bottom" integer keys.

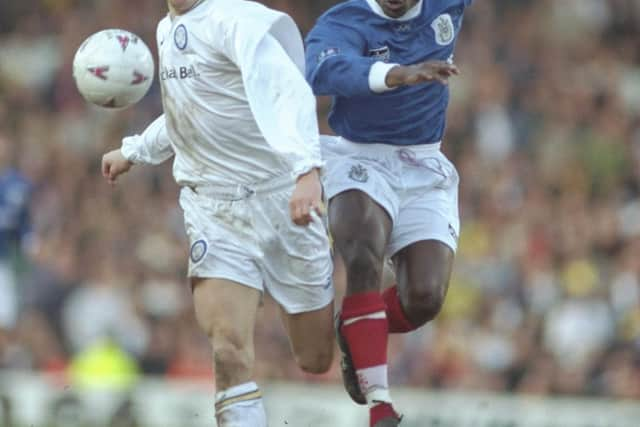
[
  {"left": 212, "top": 329, "right": 253, "bottom": 384},
  {"left": 337, "top": 237, "right": 383, "bottom": 273},
  {"left": 334, "top": 232, "right": 385, "bottom": 283},
  {"left": 337, "top": 241, "right": 385, "bottom": 293},
  {"left": 404, "top": 277, "right": 449, "bottom": 326},
  {"left": 295, "top": 347, "right": 334, "bottom": 374}
]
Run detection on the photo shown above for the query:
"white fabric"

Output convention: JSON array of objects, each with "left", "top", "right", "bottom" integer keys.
[
  {"left": 121, "top": 115, "right": 173, "bottom": 165},
  {"left": 215, "top": 382, "right": 266, "bottom": 427},
  {"left": 321, "top": 135, "right": 460, "bottom": 254},
  {"left": 356, "top": 365, "right": 392, "bottom": 403},
  {"left": 368, "top": 61, "right": 399, "bottom": 93},
  {"left": 342, "top": 311, "right": 387, "bottom": 326},
  {"left": 0, "top": 262, "right": 17, "bottom": 329},
  {"left": 122, "top": 0, "right": 323, "bottom": 185},
  {"left": 365, "top": 0, "right": 423, "bottom": 20},
  {"left": 179, "top": 176, "right": 334, "bottom": 314},
  {"left": 215, "top": 381, "right": 260, "bottom": 405}
]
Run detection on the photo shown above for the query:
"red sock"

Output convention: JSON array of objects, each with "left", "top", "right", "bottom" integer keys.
[
  {"left": 370, "top": 403, "right": 398, "bottom": 426},
  {"left": 383, "top": 285, "right": 418, "bottom": 333},
  {"left": 340, "top": 292, "right": 396, "bottom": 425}
]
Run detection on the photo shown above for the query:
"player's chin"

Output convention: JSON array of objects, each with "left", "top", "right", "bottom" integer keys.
[
  {"left": 170, "top": 0, "right": 196, "bottom": 12},
  {"left": 381, "top": 0, "right": 411, "bottom": 17}
]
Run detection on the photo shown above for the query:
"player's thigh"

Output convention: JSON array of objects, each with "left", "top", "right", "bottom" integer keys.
[
  {"left": 279, "top": 302, "right": 335, "bottom": 374},
  {"left": 253, "top": 190, "right": 335, "bottom": 373},
  {"left": 320, "top": 136, "right": 397, "bottom": 251},
  {"left": 389, "top": 178, "right": 458, "bottom": 322},
  {"left": 255, "top": 187, "right": 334, "bottom": 314},
  {"left": 329, "top": 190, "right": 393, "bottom": 248},
  {"left": 393, "top": 240, "right": 455, "bottom": 298}
]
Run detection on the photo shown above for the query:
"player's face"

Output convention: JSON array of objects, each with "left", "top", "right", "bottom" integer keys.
[{"left": 376, "top": 0, "right": 419, "bottom": 18}]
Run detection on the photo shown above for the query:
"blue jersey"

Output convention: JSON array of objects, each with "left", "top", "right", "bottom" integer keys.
[
  {"left": 306, "top": 0, "right": 472, "bottom": 145},
  {"left": 0, "top": 169, "right": 32, "bottom": 259}
]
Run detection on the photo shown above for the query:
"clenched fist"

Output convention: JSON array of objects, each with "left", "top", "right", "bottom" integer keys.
[
  {"left": 102, "top": 149, "right": 133, "bottom": 184},
  {"left": 290, "top": 168, "right": 325, "bottom": 226}
]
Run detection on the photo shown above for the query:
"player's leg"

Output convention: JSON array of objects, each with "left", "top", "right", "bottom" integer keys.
[
  {"left": 180, "top": 185, "right": 270, "bottom": 426},
  {"left": 191, "top": 277, "right": 266, "bottom": 427},
  {"left": 387, "top": 240, "right": 454, "bottom": 331},
  {"left": 384, "top": 146, "right": 460, "bottom": 333},
  {"left": 330, "top": 190, "right": 401, "bottom": 425},
  {"left": 250, "top": 176, "right": 336, "bottom": 376},
  {"left": 279, "top": 303, "right": 334, "bottom": 374},
  {"left": 319, "top": 136, "right": 402, "bottom": 425}
]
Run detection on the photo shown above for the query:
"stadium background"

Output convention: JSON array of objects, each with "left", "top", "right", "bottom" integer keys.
[{"left": 0, "top": 0, "right": 639, "bottom": 426}]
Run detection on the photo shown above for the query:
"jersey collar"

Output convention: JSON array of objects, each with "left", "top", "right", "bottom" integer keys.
[{"left": 365, "top": 0, "right": 423, "bottom": 21}]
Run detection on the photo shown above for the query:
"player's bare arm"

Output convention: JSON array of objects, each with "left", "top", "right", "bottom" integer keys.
[
  {"left": 101, "top": 149, "right": 133, "bottom": 184},
  {"left": 385, "top": 60, "right": 460, "bottom": 88},
  {"left": 290, "top": 168, "right": 323, "bottom": 226}
]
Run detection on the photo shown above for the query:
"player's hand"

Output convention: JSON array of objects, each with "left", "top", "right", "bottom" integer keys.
[
  {"left": 101, "top": 149, "right": 133, "bottom": 185},
  {"left": 290, "top": 168, "right": 324, "bottom": 226},
  {"left": 386, "top": 61, "right": 459, "bottom": 87}
]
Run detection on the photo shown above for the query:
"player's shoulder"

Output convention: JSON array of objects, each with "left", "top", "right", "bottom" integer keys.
[
  {"left": 205, "top": 0, "right": 289, "bottom": 29},
  {"left": 430, "top": 0, "right": 474, "bottom": 12}
]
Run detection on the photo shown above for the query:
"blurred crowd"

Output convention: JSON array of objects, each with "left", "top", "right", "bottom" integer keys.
[{"left": 0, "top": 0, "right": 639, "bottom": 400}]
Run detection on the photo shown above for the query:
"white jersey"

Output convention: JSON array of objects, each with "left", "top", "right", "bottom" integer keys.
[{"left": 121, "top": 0, "right": 323, "bottom": 186}]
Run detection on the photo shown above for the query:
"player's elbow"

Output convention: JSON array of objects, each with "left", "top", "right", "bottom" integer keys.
[{"left": 305, "top": 70, "right": 327, "bottom": 96}]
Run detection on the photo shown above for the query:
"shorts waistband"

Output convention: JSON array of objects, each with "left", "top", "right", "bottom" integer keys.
[
  {"left": 187, "top": 173, "right": 294, "bottom": 201},
  {"left": 339, "top": 137, "right": 442, "bottom": 154}
]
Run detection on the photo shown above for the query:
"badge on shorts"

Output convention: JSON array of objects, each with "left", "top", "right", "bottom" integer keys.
[
  {"left": 174, "top": 24, "right": 188, "bottom": 50},
  {"left": 448, "top": 224, "right": 459, "bottom": 241},
  {"left": 432, "top": 14, "right": 455, "bottom": 46},
  {"left": 348, "top": 164, "right": 369, "bottom": 183},
  {"left": 190, "top": 239, "right": 208, "bottom": 263}
]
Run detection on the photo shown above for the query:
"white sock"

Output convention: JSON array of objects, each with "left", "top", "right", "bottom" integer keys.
[
  {"left": 215, "top": 382, "right": 267, "bottom": 427},
  {"left": 357, "top": 365, "right": 393, "bottom": 406}
]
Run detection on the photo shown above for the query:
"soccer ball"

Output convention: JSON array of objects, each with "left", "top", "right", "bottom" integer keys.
[{"left": 73, "top": 29, "right": 154, "bottom": 109}]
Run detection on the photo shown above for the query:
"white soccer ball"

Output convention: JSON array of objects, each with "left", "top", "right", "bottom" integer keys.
[{"left": 73, "top": 29, "right": 154, "bottom": 109}]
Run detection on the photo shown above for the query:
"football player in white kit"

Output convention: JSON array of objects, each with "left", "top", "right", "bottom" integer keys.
[{"left": 101, "top": 0, "right": 335, "bottom": 425}]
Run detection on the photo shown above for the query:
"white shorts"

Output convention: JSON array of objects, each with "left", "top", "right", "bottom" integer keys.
[
  {"left": 179, "top": 174, "right": 334, "bottom": 314},
  {"left": 321, "top": 136, "right": 460, "bottom": 256}
]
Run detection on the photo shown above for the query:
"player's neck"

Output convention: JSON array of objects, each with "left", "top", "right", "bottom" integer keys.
[
  {"left": 168, "top": 0, "right": 204, "bottom": 18},
  {"left": 368, "top": 0, "right": 422, "bottom": 21}
]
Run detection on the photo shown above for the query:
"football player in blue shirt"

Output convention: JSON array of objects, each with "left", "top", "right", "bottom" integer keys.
[
  {"left": 306, "top": 1, "right": 472, "bottom": 425},
  {"left": 0, "top": 134, "right": 33, "bottom": 331}
]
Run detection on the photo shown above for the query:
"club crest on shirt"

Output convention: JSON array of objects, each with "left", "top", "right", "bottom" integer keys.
[
  {"left": 318, "top": 47, "right": 340, "bottom": 63},
  {"left": 368, "top": 45, "right": 390, "bottom": 62},
  {"left": 431, "top": 14, "right": 455, "bottom": 46},
  {"left": 190, "top": 239, "right": 208, "bottom": 263},
  {"left": 348, "top": 164, "right": 369, "bottom": 183},
  {"left": 174, "top": 24, "right": 188, "bottom": 50}
]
